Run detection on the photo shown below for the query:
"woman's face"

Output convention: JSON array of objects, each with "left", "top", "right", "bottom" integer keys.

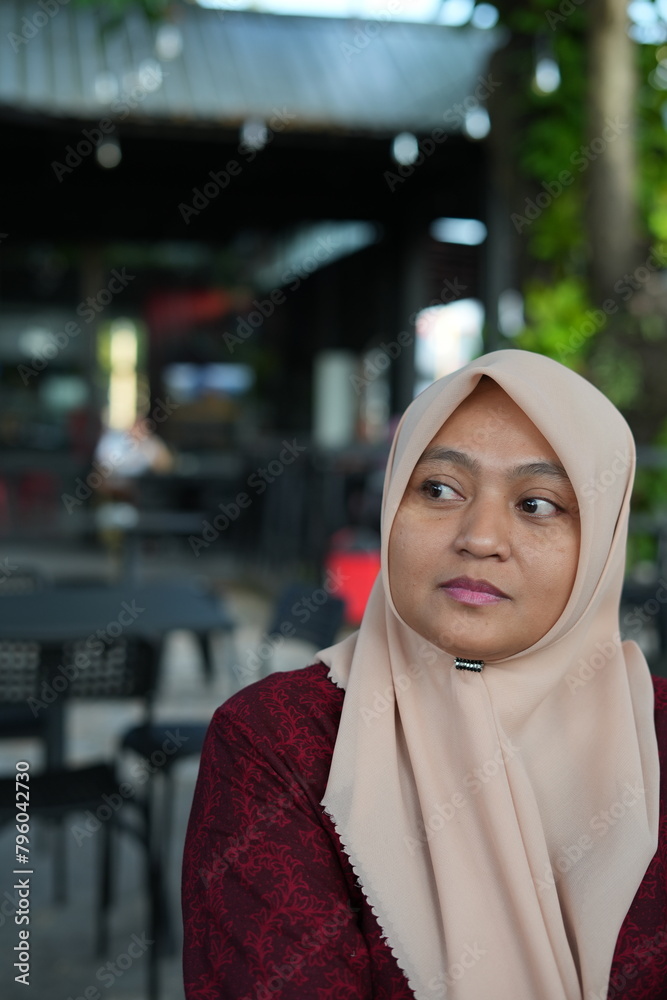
[{"left": 388, "top": 379, "right": 581, "bottom": 661}]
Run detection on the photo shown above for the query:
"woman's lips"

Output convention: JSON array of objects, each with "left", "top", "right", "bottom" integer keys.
[{"left": 440, "top": 576, "right": 510, "bottom": 607}]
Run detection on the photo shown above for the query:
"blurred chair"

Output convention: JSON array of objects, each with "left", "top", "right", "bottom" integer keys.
[
  {"left": 0, "top": 636, "right": 163, "bottom": 1000},
  {"left": 258, "top": 581, "right": 346, "bottom": 677},
  {"left": 0, "top": 476, "right": 12, "bottom": 530},
  {"left": 119, "top": 582, "right": 345, "bottom": 950},
  {"left": 0, "top": 567, "right": 44, "bottom": 595},
  {"left": 268, "top": 580, "right": 346, "bottom": 646},
  {"left": 17, "top": 470, "right": 60, "bottom": 520},
  {"left": 324, "top": 527, "right": 381, "bottom": 625},
  {"left": 0, "top": 574, "right": 49, "bottom": 763},
  {"left": 0, "top": 640, "right": 54, "bottom": 779},
  {"left": 119, "top": 720, "right": 209, "bottom": 952},
  {"left": 621, "top": 579, "right": 667, "bottom": 673}
]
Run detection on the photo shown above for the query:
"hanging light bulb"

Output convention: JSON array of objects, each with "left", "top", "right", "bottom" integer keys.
[
  {"left": 471, "top": 4, "right": 499, "bottom": 29},
  {"left": 534, "top": 57, "right": 561, "bottom": 94},
  {"left": 463, "top": 107, "right": 490, "bottom": 140},
  {"left": 96, "top": 136, "right": 122, "bottom": 169},
  {"left": 241, "top": 120, "right": 269, "bottom": 152},
  {"left": 155, "top": 23, "right": 183, "bottom": 61},
  {"left": 533, "top": 36, "right": 561, "bottom": 95},
  {"left": 391, "top": 132, "right": 419, "bottom": 166}
]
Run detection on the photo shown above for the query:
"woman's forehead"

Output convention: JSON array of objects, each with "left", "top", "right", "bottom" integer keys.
[{"left": 419, "top": 380, "right": 563, "bottom": 466}]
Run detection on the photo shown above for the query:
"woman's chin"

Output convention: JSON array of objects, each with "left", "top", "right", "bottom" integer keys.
[{"left": 434, "top": 634, "right": 514, "bottom": 663}]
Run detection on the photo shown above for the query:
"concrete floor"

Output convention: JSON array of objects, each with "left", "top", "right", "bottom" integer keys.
[{"left": 0, "top": 539, "right": 329, "bottom": 1000}]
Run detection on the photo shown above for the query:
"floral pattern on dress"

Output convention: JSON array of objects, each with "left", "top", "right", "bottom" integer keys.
[
  {"left": 606, "top": 676, "right": 667, "bottom": 999},
  {"left": 182, "top": 665, "right": 667, "bottom": 1000}
]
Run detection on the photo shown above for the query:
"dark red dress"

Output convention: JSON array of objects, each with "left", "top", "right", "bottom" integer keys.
[{"left": 182, "top": 665, "right": 667, "bottom": 999}]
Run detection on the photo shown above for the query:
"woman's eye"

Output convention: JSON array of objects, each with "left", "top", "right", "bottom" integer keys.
[
  {"left": 421, "top": 481, "right": 459, "bottom": 501},
  {"left": 520, "top": 497, "right": 560, "bottom": 517}
]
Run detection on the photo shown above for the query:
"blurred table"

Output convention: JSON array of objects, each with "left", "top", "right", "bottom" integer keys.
[
  {"left": 0, "top": 579, "right": 235, "bottom": 673},
  {"left": 0, "top": 579, "right": 236, "bottom": 768},
  {"left": 92, "top": 506, "right": 209, "bottom": 580}
]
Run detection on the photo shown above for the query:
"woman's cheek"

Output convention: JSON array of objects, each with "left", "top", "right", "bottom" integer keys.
[
  {"left": 519, "top": 523, "right": 565, "bottom": 565},
  {"left": 389, "top": 514, "right": 411, "bottom": 555}
]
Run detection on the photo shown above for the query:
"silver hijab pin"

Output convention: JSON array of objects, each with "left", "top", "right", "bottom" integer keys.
[{"left": 454, "top": 657, "right": 484, "bottom": 672}]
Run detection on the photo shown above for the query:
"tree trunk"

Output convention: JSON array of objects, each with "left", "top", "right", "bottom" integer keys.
[{"left": 587, "top": 0, "right": 640, "bottom": 300}]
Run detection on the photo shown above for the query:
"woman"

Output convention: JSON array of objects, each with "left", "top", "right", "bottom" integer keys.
[{"left": 182, "top": 349, "right": 667, "bottom": 1000}]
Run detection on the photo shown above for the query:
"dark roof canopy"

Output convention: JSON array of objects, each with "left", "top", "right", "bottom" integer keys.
[{"left": 0, "top": 2, "right": 501, "bottom": 135}]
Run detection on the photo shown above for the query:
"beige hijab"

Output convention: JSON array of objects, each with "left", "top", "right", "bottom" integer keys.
[{"left": 319, "top": 350, "right": 659, "bottom": 1000}]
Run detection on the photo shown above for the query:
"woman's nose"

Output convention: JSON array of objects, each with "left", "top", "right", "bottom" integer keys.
[{"left": 453, "top": 497, "right": 511, "bottom": 560}]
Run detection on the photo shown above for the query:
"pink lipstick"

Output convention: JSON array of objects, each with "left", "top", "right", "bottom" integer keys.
[{"left": 440, "top": 576, "right": 509, "bottom": 607}]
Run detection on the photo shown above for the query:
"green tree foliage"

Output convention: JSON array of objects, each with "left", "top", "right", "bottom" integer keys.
[
  {"left": 72, "top": 0, "right": 173, "bottom": 15},
  {"left": 499, "top": 2, "right": 667, "bottom": 408},
  {"left": 496, "top": 0, "right": 667, "bottom": 538}
]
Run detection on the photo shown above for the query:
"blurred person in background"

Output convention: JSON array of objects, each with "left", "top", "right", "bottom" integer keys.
[
  {"left": 94, "top": 413, "right": 174, "bottom": 490},
  {"left": 92, "top": 412, "right": 174, "bottom": 557}
]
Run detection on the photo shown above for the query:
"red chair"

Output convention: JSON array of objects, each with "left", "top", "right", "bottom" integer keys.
[{"left": 324, "top": 528, "right": 381, "bottom": 626}]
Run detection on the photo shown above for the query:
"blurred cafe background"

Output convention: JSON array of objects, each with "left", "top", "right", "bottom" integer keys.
[{"left": 1, "top": 0, "right": 667, "bottom": 996}]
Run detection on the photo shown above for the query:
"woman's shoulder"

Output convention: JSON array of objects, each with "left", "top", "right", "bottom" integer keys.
[
  {"left": 220, "top": 660, "right": 344, "bottom": 717},
  {"left": 652, "top": 675, "right": 667, "bottom": 767},
  {"left": 652, "top": 673, "right": 667, "bottom": 702},
  {"left": 652, "top": 673, "right": 667, "bottom": 744},
  {"left": 207, "top": 661, "right": 345, "bottom": 763}
]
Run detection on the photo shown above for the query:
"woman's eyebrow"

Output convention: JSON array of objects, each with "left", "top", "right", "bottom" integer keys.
[
  {"left": 416, "top": 450, "right": 571, "bottom": 486},
  {"left": 510, "top": 461, "right": 571, "bottom": 484},
  {"left": 416, "top": 447, "right": 480, "bottom": 472}
]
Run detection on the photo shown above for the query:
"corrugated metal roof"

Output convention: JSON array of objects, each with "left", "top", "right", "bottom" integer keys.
[{"left": 0, "top": 2, "right": 502, "bottom": 134}]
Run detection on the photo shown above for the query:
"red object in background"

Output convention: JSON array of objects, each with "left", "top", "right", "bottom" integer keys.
[
  {"left": 18, "top": 471, "right": 59, "bottom": 516},
  {"left": 0, "top": 478, "right": 11, "bottom": 528},
  {"left": 145, "top": 289, "right": 236, "bottom": 336},
  {"left": 325, "top": 528, "right": 381, "bottom": 625}
]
